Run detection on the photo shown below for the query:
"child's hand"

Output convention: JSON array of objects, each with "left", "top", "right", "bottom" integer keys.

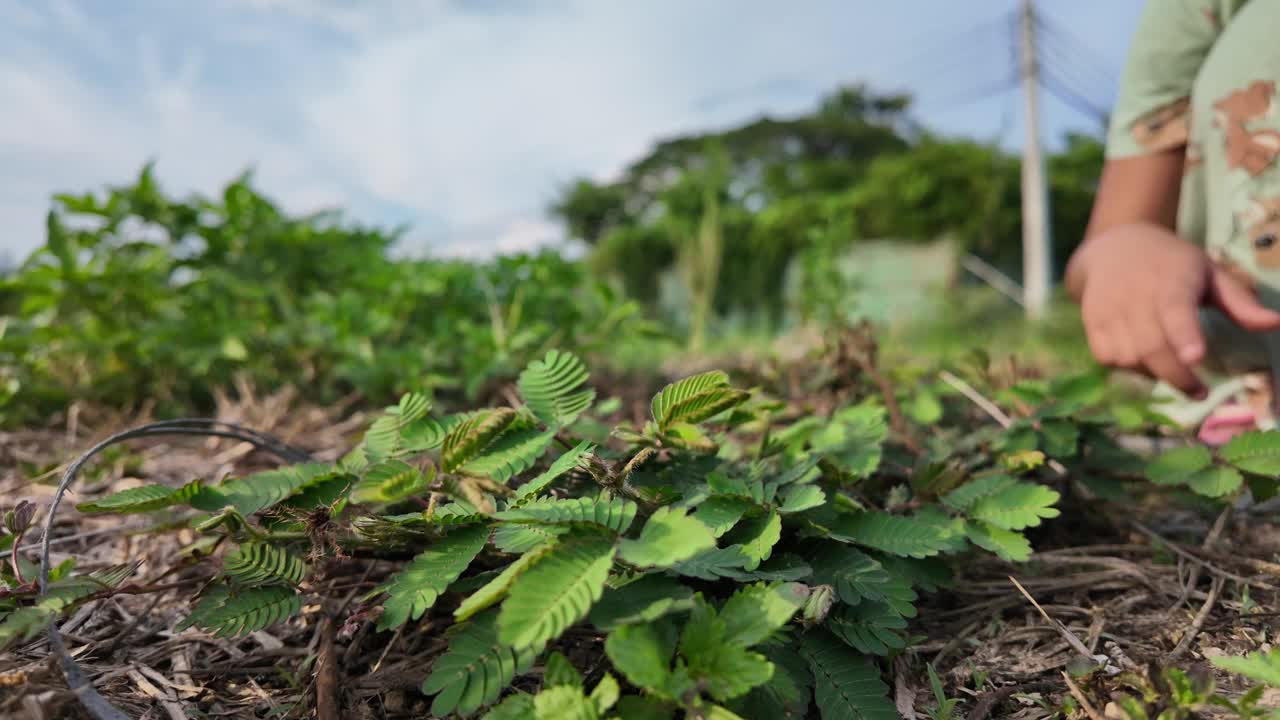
[{"left": 1070, "top": 222, "right": 1280, "bottom": 397}]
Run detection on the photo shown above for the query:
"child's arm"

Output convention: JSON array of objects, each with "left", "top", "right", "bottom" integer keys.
[
  {"left": 1064, "top": 159, "right": 1278, "bottom": 398},
  {"left": 1066, "top": 0, "right": 1280, "bottom": 397}
]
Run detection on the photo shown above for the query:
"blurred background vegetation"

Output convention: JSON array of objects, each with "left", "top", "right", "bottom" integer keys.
[{"left": 0, "top": 84, "right": 1098, "bottom": 427}]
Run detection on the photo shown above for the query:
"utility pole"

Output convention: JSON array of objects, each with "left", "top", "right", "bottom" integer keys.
[{"left": 1019, "top": 0, "right": 1052, "bottom": 319}]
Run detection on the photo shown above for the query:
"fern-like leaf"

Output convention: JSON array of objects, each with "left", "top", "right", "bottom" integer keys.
[
  {"left": 800, "top": 630, "right": 897, "bottom": 720},
  {"left": 966, "top": 482, "right": 1060, "bottom": 530},
  {"left": 533, "top": 685, "right": 600, "bottom": 720},
  {"left": 940, "top": 474, "right": 1018, "bottom": 511},
  {"left": 650, "top": 370, "right": 747, "bottom": 432},
  {"left": 618, "top": 506, "right": 717, "bottom": 568},
  {"left": 719, "top": 581, "right": 808, "bottom": 646},
  {"left": 422, "top": 609, "right": 539, "bottom": 717},
  {"left": 460, "top": 428, "right": 555, "bottom": 483},
  {"left": 495, "top": 494, "right": 637, "bottom": 534},
  {"left": 822, "top": 511, "right": 957, "bottom": 559},
  {"left": 519, "top": 350, "right": 596, "bottom": 429},
  {"left": 826, "top": 603, "right": 907, "bottom": 656},
  {"left": 964, "top": 522, "right": 1032, "bottom": 562},
  {"left": 378, "top": 523, "right": 490, "bottom": 630},
  {"left": 589, "top": 575, "right": 695, "bottom": 631},
  {"left": 350, "top": 459, "right": 431, "bottom": 505},
  {"left": 77, "top": 479, "right": 205, "bottom": 514},
  {"left": 1220, "top": 431, "right": 1280, "bottom": 476},
  {"left": 497, "top": 530, "right": 617, "bottom": 650},
  {"left": 456, "top": 543, "right": 557, "bottom": 622},
  {"left": 514, "top": 441, "right": 596, "bottom": 499},
  {"left": 443, "top": 409, "right": 519, "bottom": 472},
  {"left": 223, "top": 542, "right": 307, "bottom": 586},
  {"left": 363, "top": 392, "right": 432, "bottom": 460},
  {"left": 179, "top": 585, "right": 302, "bottom": 639},
  {"left": 218, "top": 463, "right": 334, "bottom": 515}
]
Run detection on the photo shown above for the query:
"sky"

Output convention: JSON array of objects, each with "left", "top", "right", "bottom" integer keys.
[{"left": 0, "top": 0, "right": 1144, "bottom": 264}]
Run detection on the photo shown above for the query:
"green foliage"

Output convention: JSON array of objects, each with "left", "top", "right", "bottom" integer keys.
[
  {"left": 422, "top": 610, "right": 539, "bottom": 717},
  {"left": 519, "top": 350, "right": 596, "bottom": 429},
  {"left": 177, "top": 585, "right": 302, "bottom": 639},
  {"left": 378, "top": 524, "right": 490, "bottom": 630},
  {"left": 75, "top": 479, "right": 206, "bottom": 514},
  {"left": 650, "top": 370, "right": 748, "bottom": 433},
  {"left": 0, "top": 166, "right": 649, "bottom": 425},
  {"left": 39, "top": 350, "right": 1176, "bottom": 719},
  {"left": 800, "top": 630, "right": 898, "bottom": 720},
  {"left": 222, "top": 542, "right": 307, "bottom": 586},
  {"left": 497, "top": 530, "right": 616, "bottom": 650}
]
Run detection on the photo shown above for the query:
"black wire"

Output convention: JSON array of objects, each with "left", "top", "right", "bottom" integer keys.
[
  {"left": 1040, "top": 65, "right": 1111, "bottom": 125},
  {"left": 37, "top": 419, "right": 314, "bottom": 720},
  {"left": 1033, "top": 10, "right": 1121, "bottom": 102},
  {"left": 1036, "top": 29, "right": 1119, "bottom": 105}
]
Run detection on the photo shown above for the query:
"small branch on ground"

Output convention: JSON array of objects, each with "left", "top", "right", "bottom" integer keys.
[
  {"left": 316, "top": 617, "right": 340, "bottom": 720},
  {"left": 1061, "top": 671, "right": 1106, "bottom": 720}
]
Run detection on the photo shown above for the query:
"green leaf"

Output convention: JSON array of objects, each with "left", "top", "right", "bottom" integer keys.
[
  {"left": 534, "top": 684, "right": 600, "bottom": 720},
  {"left": 822, "top": 511, "right": 956, "bottom": 559},
  {"left": 679, "top": 599, "right": 775, "bottom": 702},
  {"left": 1145, "top": 446, "right": 1213, "bottom": 485},
  {"left": 809, "top": 547, "right": 916, "bottom": 618},
  {"left": 726, "top": 510, "right": 782, "bottom": 571},
  {"left": 589, "top": 575, "right": 694, "bottom": 631},
  {"left": 493, "top": 523, "right": 570, "bottom": 554},
  {"left": 810, "top": 403, "right": 887, "bottom": 479},
  {"left": 618, "top": 506, "right": 717, "bottom": 568},
  {"left": 223, "top": 542, "right": 307, "bottom": 586},
  {"left": 363, "top": 392, "right": 433, "bottom": 460},
  {"left": 422, "top": 610, "right": 538, "bottom": 717},
  {"left": 76, "top": 479, "right": 205, "bottom": 514},
  {"left": 496, "top": 494, "right": 638, "bottom": 534},
  {"left": 544, "top": 651, "right": 584, "bottom": 688},
  {"left": 605, "top": 620, "right": 677, "bottom": 694},
  {"left": 671, "top": 545, "right": 752, "bottom": 580},
  {"left": 826, "top": 603, "right": 907, "bottom": 656},
  {"left": 515, "top": 441, "right": 596, "bottom": 498},
  {"left": 729, "top": 644, "right": 812, "bottom": 719},
  {"left": 483, "top": 694, "right": 536, "bottom": 720},
  {"left": 456, "top": 543, "right": 557, "bottom": 622},
  {"left": 940, "top": 474, "right": 1018, "bottom": 511},
  {"left": 1187, "top": 466, "right": 1244, "bottom": 498},
  {"left": 800, "top": 630, "right": 897, "bottom": 720},
  {"left": 651, "top": 370, "right": 747, "bottom": 431},
  {"left": 350, "top": 459, "right": 429, "bottom": 505},
  {"left": 219, "top": 463, "right": 335, "bottom": 515},
  {"left": 779, "top": 484, "right": 826, "bottom": 514},
  {"left": 1211, "top": 648, "right": 1280, "bottom": 687},
  {"left": 461, "top": 428, "right": 555, "bottom": 483},
  {"left": 443, "top": 409, "right": 519, "bottom": 473},
  {"left": 965, "top": 522, "right": 1032, "bottom": 562},
  {"left": 614, "top": 696, "right": 675, "bottom": 720},
  {"left": 693, "top": 496, "right": 755, "bottom": 537},
  {"left": 1039, "top": 419, "right": 1080, "bottom": 457},
  {"left": 909, "top": 387, "right": 943, "bottom": 425},
  {"left": 180, "top": 585, "right": 301, "bottom": 639},
  {"left": 498, "top": 530, "right": 617, "bottom": 650},
  {"left": 519, "top": 350, "right": 596, "bottom": 429},
  {"left": 590, "top": 673, "right": 620, "bottom": 714},
  {"left": 966, "top": 482, "right": 1060, "bottom": 530},
  {"left": 719, "top": 581, "right": 808, "bottom": 646},
  {"left": 378, "top": 523, "right": 489, "bottom": 630},
  {"left": 1221, "top": 431, "right": 1280, "bottom": 476}
]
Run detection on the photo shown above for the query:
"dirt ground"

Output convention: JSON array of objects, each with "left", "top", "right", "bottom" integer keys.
[{"left": 5, "top": 375, "right": 1280, "bottom": 720}]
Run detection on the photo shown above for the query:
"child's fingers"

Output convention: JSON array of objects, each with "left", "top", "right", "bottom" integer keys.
[
  {"left": 1210, "top": 266, "right": 1280, "bottom": 331},
  {"left": 1157, "top": 295, "right": 1206, "bottom": 366},
  {"left": 1131, "top": 313, "right": 1204, "bottom": 397}
]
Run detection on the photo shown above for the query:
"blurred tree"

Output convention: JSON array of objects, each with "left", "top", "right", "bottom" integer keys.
[{"left": 551, "top": 84, "right": 1104, "bottom": 333}]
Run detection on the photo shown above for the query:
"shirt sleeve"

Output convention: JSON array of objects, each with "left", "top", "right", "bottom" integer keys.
[{"left": 1105, "top": 0, "right": 1233, "bottom": 158}]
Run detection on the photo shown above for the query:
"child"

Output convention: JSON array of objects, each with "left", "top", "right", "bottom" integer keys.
[{"left": 1066, "top": 0, "right": 1280, "bottom": 444}]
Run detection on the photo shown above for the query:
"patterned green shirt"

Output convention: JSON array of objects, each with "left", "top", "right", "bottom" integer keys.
[{"left": 1108, "top": 0, "right": 1280, "bottom": 381}]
